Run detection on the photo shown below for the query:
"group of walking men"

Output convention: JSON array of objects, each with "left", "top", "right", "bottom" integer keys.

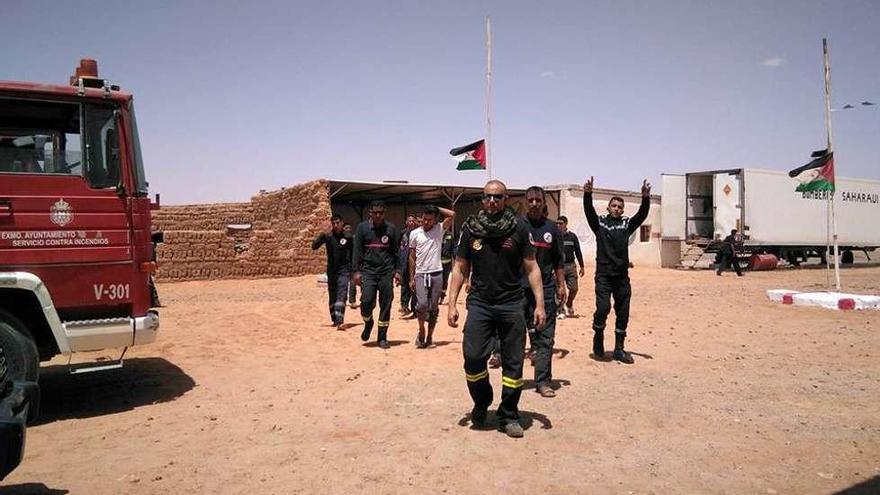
[
  {"left": 312, "top": 202, "right": 455, "bottom": 350},
  {"left": 313, "top": 177, "right": 651, "bottom": 437}
]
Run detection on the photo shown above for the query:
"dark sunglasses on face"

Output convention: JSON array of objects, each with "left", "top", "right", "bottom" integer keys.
[{"left": 482, "top": 193, "right": 504, "bottom": 201}]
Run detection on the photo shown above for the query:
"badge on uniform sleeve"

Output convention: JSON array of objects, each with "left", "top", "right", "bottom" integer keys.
[
  {"left": 381, "top": 235, "right": 389, "bottom": 244},
  {"left": 472, "top": 239, "right": 482, "bottom": 251},
  {"left": 543, "top": 232, "right": 553, "bottom": 243},
  {"left": 340, "top": 238, "right": 347, "bottom": 245}
]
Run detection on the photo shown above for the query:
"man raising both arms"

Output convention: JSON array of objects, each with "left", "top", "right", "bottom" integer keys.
[
  {"left": 447, "top": 180, "right": 546, "bottom": 438},
  {"left": 408, "top": 205, "right": 455, "bottom": 348},
  {"left": 583, "top": 177, "right": 651, "bottom": 364}
]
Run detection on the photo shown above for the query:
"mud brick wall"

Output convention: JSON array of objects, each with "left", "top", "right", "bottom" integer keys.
[
  {"left": 152, "top": 203, "right": 254, "bottom": 231},
  {"left": 152, "top": 180, "right": 331, "bottom": 281}
]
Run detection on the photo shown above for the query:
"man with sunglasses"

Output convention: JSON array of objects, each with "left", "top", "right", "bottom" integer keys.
[
  {"left": 556, "top": 216, "right": 584, "bottom": 318},
  {"left": 353, "top": 200, "right": 402, "bottom": 349},
  {"left": 583, "top": 177, "right": 651, "bottom": 364},
  {"left": 447, "top": 180, "right": 546, "bottom": 438}
]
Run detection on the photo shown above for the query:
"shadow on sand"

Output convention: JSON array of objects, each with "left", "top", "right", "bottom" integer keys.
[
  {"left": 362, "top": 340, "right": 408, "bottom": 348},
  {"left": 590, "top": 350, "right": 654, "bottom": 362},
  {"left": 0, "top": 483, "right": 69, "bottom": 495},
  {"left": 34, "top": 357, "right": 195, "bottom": 426},
  {"left": 833, "top": 475, "right": 880, "bottom": 495},
  {"left": 457, "top": 409, "right": 553, "bottom": 431},
  {"left": 522, "top": 378, "right": 572, "bottom": 392}
]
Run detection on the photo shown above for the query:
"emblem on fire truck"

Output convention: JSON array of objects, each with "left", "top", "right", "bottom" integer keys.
[{"left": 50, "top": 198, "right": 73, "bottom": 227}]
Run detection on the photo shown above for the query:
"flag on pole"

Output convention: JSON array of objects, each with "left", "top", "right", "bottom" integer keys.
[
  {"left": 789, "top": 149, "right": 835, "bottom": 192},
  {"left": 450, "top": 140, "right": 486, "bottom": 170}
]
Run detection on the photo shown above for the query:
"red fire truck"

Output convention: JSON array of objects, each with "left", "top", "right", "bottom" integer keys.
[{"left": 0, "top": 59, "right": 160, "bottom": 381}]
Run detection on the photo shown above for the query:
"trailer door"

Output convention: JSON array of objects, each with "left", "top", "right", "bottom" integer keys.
[
  {"left": 713, "top": 171, "right": 742, "bottom": 238},
  {"left": 661, "top": 174, "right": 686, "bottom": 239}
]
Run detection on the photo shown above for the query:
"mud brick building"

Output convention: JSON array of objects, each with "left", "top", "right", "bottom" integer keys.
[
  {"left": 153, "top": 180, "right": 332, "bottom": 281},
  {"left": 153, "top": 179, "right": 662, "bottom": 282}
]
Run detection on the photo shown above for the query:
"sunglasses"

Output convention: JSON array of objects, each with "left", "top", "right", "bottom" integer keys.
[{"left": 482, "top": 193, "right": 504, "bottom": 201}]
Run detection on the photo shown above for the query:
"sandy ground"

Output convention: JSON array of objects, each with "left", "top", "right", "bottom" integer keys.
[{"left": 2, "top": 266, "right": 879, "bottom": 495}]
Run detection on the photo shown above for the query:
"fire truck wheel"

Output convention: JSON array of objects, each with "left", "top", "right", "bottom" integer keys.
[{"left": 0, "top": 310, "right": 40, "bottom": 382}]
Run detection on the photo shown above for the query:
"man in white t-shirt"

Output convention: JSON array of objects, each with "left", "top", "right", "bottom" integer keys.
[{"left": 409, "top": 204, "right": 456, "bottom": 348}]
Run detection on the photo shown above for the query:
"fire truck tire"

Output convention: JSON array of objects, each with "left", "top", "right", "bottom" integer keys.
[{"left": 0, "top": 310, "right": 40, "bottom": 382}]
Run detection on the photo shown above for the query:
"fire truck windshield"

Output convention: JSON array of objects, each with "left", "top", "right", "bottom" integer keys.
[{"left": 0, "top": 98, "right": 121, "bottom": 190}]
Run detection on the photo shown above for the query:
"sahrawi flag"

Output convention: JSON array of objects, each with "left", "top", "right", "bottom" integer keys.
[
  {"left": 789, "top": 148, "right": 835, "bottom": 192},
  {"left": 450, "top": 139, "right": 486, "bottom": 170}
]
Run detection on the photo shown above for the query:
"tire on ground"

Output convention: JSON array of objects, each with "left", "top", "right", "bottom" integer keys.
[{"left": 0, "top": 310, "right": 40, "bottom": 382}]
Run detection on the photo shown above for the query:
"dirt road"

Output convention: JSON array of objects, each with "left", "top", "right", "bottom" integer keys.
[{"left": 3, "top": 266, "right": 879, "bottom": 494}]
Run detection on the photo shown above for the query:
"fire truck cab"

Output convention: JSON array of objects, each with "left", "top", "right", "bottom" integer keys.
[{"left": 0, "top": 59, "right": 159, "bottom": 381}]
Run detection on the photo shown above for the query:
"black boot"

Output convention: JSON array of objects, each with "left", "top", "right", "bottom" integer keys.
[
  {"left": 377, "top": 329, "right": 390, "bottom": 349},
  {"left": 613, "top": 331, "right": 634, "bottom": 364},
  {"left": 361, "top": 319, "right": 374, "bottom": 342},
  {"left": 471, "top": 404, "right": 488, "bottom": 427},
  {"left": 592, "top": 328, "right": 605, "bottom": 358}
]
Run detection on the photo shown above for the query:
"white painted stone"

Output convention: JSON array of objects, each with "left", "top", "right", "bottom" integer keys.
[
  {"left": 791, "top": 292, "right": 880, "bottom": 311},
  {"left": 766, "top": 289, "right": 800, "bottom": 302}
]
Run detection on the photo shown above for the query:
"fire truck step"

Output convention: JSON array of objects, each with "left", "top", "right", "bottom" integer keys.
[{"left": 67, "top": 347, "right": 128, "bottom": 374}]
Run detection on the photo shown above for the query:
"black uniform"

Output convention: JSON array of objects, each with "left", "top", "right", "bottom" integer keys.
[
  {"left": 562, "top": 231, "right": 584, "bottom": 265},
  {"left": 312, "top": 230, "right": 353, "bottom": 325},
  {"left": 583, "top": 193, "right": 650, "bottom": 339},
  {"left": 440, "top": 230, "right": 456, "bottom": 297},
  {"left": 521, "top": 216, "right": 564, "bottom": 388},
  {"left": 399, "top": 227, "right": 416, "bottom": 313},
  {"left": 457, "top": 217, "right": 535, "bottom": 427},
  {"left": 353, "top": 220, "right": 401, "bottom": 342},
  {"left": 561, "top": 230, "right": 584, "bottom": 302},
  {"left": 716, "top": 234, "right": 743, "bottom": 276}
]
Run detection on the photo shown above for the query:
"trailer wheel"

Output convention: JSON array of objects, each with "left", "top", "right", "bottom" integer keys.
[{"left": 0, "top": 310, "right": 40, "bottom": 382}]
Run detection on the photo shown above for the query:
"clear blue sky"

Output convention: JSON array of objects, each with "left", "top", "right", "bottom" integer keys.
[{"left": 3, "top": 0, "right": 878, "bottom": 204}]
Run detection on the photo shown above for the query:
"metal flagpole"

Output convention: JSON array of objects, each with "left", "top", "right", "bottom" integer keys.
[
  {"left": 825, "top": 186, "right": 831, "bottom": 289},
  {"left": 486, "top": 15, "right": 493, "bottom": 180},
  {"left": 822, "top": 38, "right": 841, "bottom": 291}
]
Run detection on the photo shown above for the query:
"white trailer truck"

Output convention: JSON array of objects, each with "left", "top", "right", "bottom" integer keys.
[{"left": 661, "top": 168, "right": 880, "bottom": 267}]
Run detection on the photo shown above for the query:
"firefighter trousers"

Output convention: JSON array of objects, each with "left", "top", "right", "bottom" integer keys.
[
  {"left": 592, "top": 274, "right": 631, "bottom": 332},
  {"left": 327, "top": 269, "right": 349, "bottom": 325},
  {"left": 361, "top": 270, "right": 394, "bottom": 333},
  {"left": 525, "top": 286, "right": 557, "bottom": 387},
  {"left": 399, "top": 267, "right": 416, "bottom": 312},
  {"left": 462, "top": 298, "right": 526, "bottom": 425},
  {"left": 348, "top": 279, "right": 357, "bottom": 304}
]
